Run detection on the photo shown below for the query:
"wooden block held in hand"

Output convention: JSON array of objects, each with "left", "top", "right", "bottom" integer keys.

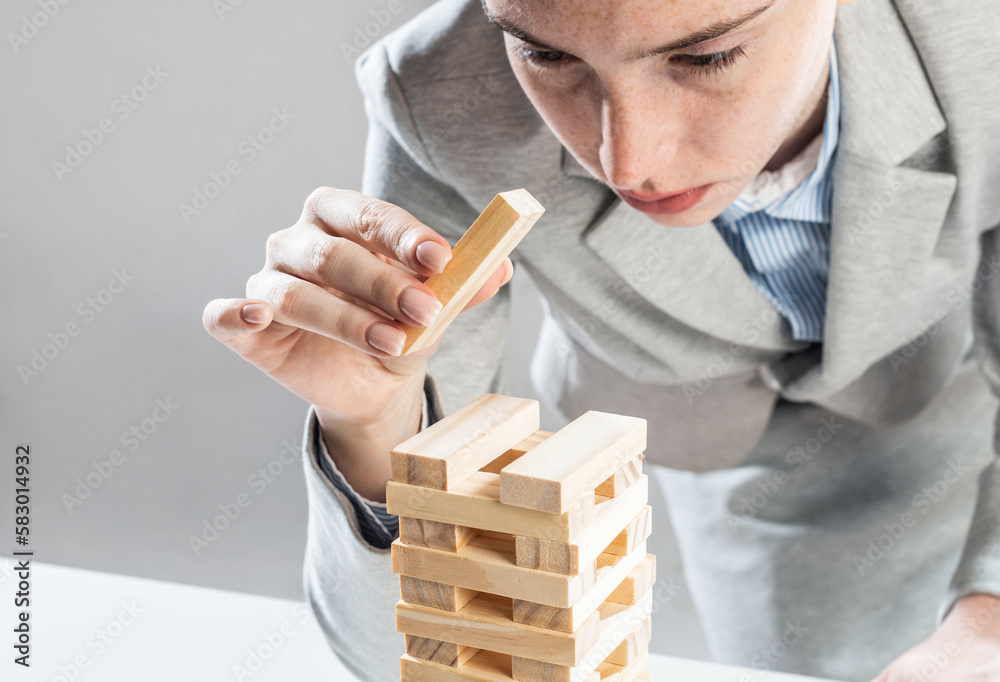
[
  {"left": 391, "top": 394, "right": 539, "bottom": 490},
  {"left": 401, "top": 189, "right": 545, "bottom": 355}
]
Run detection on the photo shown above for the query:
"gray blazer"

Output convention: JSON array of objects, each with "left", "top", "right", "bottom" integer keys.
[{"left": 301, "top": 1, "right": 1000, "bottom": 680}]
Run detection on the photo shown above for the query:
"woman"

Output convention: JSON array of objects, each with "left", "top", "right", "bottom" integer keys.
[{"left": 203, "top": 0, "right": 1000, "bottom": 680}]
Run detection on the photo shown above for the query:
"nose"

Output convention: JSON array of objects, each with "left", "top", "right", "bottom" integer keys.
[{"left": 598, "top": 85, "right": 675, "bottom": 190}]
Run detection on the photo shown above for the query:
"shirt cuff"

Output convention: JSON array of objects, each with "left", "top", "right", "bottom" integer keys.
[{"left": 311, "top": 381, "right": 432, "bottom": 549}]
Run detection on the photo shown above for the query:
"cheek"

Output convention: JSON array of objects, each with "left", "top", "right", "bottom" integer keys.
[
  {"left": 697, "top": 42, "right": 825, "bottom": 178},
  {"left": 702, "top": 73, "right": 785, "bottom": 161},
  {"left": 513, "top": 66, "right": 603, "bottom": 156}
]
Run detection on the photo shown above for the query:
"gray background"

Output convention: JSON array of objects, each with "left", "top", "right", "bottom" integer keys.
[{"left": 0, "top": 0, "right": 708, "bottom": 661}]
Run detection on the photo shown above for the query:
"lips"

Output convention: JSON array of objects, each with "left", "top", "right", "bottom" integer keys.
[{"left": 617, "top": 184, "right": 713, "bottom": 215}]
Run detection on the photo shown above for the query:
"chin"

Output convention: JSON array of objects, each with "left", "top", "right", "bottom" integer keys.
[{"left": 641, "top": 210, "right": 715, "bottom": 228}]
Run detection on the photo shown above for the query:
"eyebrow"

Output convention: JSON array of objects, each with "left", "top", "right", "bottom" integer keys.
[{"left": 484, "top": 1, "right": 776, "bottom": 61}]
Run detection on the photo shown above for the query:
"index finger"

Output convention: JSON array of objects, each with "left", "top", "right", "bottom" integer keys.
[{"left": 303, "top": 187, "right": 453, "bottom": 276}]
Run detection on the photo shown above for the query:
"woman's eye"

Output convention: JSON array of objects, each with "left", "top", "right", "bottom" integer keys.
[
  {"left": 672, "top": 45, "right": 748, "bottom": 75},
  {"left": 517, "top": 46, "right": 570, "bottom": 67},
  {"left": 515, "top": 42, "right": 749, "bottom": 74}
]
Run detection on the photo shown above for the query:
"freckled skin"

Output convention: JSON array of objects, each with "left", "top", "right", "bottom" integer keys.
[{"left": 486, "top": 0, "right": 853, "bottom": 227}]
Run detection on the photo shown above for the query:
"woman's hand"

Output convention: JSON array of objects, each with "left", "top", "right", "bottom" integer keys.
[
  {"left": 202, "top": 187, "right": 512, "bottom": 498},
  {"left": 870, "top": 593, "right": 1000, "bottom": 682}
]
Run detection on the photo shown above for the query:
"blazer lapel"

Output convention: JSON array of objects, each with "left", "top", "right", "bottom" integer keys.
[
  {"left": 580, "top": 193, "right": 797, "bottom": 351},
  {"left": 567, "top": 150, "right": 797, "bottom": 351},
  {"left": 784, "top": 0, "right": 958, "bottom": 397}
]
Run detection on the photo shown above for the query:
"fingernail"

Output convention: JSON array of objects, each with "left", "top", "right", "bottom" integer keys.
[
  {"left": 399, "top": 287, "right": 442, "bottom": 327},
  {"left": 415, "top": 241, "right": 452, "bottom": 273},
  {"left": 367, "top": 322, "right": 406, "bottom": 356},
  {"left": 241, "top": 303, "right": 269, "bottom": 325}
]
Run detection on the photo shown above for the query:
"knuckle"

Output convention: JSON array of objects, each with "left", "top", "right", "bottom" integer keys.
[
  {"left": 269, "top": 279, "right": 301, "bottom": 319},
  {"left": 305, "top": 187, "right": 333, "bottom": 211},
  {"left": 265, "top": 229, "right": 288, "bottom": 256},
  {"left": 245, "top": 271, "right": 266, "bottom": 298},
  {"left": 304, "top": 186, "right": 335, "bottom": 216},
  {"left": 310, "top": 237, "right": 344, "bottom": 277},
  {"left": 353, "top": 199, "right": 393, "bottom": 243},
  {"left": 369, "top": 268, "right": 402, "bottom": 307}
]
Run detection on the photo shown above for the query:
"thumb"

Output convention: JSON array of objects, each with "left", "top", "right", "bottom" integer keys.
[
  {"left": 203, "top": 298, "right": 274, "bottom": 345},
  {"left": 461, "top": 256, "right": 514, "bottom": 312}
]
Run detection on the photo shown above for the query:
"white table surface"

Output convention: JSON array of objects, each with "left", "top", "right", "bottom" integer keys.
[{"left": 0, "top": 560, "right": 839, "bottom": 681}]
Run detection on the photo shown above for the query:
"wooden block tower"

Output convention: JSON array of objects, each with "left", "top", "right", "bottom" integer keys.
[{"left": 387, "top": 393, "right": 656, "bottom": 681}]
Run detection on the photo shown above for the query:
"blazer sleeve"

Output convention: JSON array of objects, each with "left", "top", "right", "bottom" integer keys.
[
  {"left": 300, "top": 43, "right": 513, "bottom": 681},
  {"left": 942, "top": 224, "right": 1000, "bottom": 620}
]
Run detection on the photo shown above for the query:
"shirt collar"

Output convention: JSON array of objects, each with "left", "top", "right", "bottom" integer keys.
[{"left": 717, "top": 38, "right": 841, "bottom": 226}]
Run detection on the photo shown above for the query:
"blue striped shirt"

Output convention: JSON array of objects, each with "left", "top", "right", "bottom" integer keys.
[{"left": 713, "top": 40, "right": 840, "bottom": 342}]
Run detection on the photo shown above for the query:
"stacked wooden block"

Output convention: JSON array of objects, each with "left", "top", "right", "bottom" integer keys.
[{"left": 387, "top": 393, "right": 656, "bottom": 681}]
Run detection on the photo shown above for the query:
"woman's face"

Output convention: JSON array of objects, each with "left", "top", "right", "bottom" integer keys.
[{"left": 485, "top": 0, "right": 845, "bottom": 227}]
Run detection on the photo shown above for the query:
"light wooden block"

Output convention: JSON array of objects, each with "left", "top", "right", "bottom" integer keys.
[
  {"left": 400, "top": 517, "right": 482, "bottom": 552},
  {"left": 400, "top": 575, "right": 478, "bottom": 612},
  {"left": 480, "top": 430, "right": 551, "bottom": 474},
  {"left": 400, "top": 650, "right": 514, "bottom": 681},
  {"left": 397, "top": 589, "right": 653, "bottom": 673},
  {"left": 500, "top": 411, "right": 647, "bottom": 513},
  {"left": 513, "top": 651, "right": 648, "bottom": 682},
  {"left": 595, "top": 455, "right": 644, "bottom": 498},
  {"left": 605, "top": 507, "right": 652, "bottom": 557},
  {"left": 394, "top": 525, "right": 648, "bottom": 609},
  {"left": 396, "top": 592, "right": 601, "bottom": 667},
  {"left": 516, "top": 478, "right": 650, "bottom": 575},
  {"left": 399, "top": 650, "right": 649, "bottom": 682},
  {"left": 392, "top": 394, "right": 540, "bottom": 490},
  {"left": 508, "top": 591, "right": 654, "bottom": 681},
  {"left": 605, "top": 618, "right": 652, "bottom": 667},
  {"left": 405, "top": 634, "right": 480, "bottom": 668},
  {"left": 386, "top": 471, "right": 597, "bottom": 543},
  {"left": 511, "top": 549, "right": 651, "bottom": 633},
  {"left": 394, "top": 531, "right": 588, "bottom": 607},
  {"left": 607, "top": 555, "right": 656, "bottom": 606},
  {"left": 515, "top": 536, "right": 575, "bottom": 576},
  {"left": 578, "top": 592, "right": 654, "bottom": 679},
  {"left": 392, "top": 392, "right": 653, "bottom": 681},
  {"left": 594, "top": 651, "right": 650, "bottom": 682},
  {"left": 401, "top": 189, "right": 545, "bottom": 354}
]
